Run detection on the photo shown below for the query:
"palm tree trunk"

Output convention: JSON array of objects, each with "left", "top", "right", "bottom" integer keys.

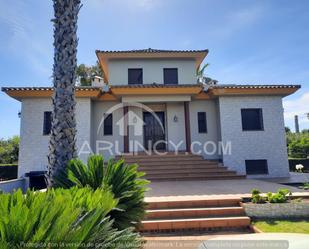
[{"left": 47, "top": 0, "right": 81, "bottom": 187}]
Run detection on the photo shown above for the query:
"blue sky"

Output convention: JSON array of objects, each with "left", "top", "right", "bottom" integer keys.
[{"left": 0, "top": 0, "right": 308, "bottom": 139}]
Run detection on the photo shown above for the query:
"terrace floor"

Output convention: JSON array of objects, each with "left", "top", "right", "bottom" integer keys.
[{"left": 145, "top": 178, "right": 308, "bottom": 200}]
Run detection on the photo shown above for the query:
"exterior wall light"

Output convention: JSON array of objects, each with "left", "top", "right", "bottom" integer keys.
[{"left": 173, "top": 115, "right": 178, "bottom": 122}]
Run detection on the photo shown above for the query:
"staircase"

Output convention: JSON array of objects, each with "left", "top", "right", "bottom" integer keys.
[
  {"left": 140, "top": 197, "right": 251, "bottom": 233},
  {"left": 117, "top": 152, "right": 245, "bottom": 181}
]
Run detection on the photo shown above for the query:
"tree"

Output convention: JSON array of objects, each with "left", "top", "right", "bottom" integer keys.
[
  {"left": 196, "top": 63, "right": 218, "bottom": 85},
  {"left": 76, "top": 61, "right": 103, "bottom": 86},
  {"left": 47, "top": 0, "right": 81, "bottom": 187},
  {"left": 0, "top": 136, "right": 19, "bottom": 164},
  {"left": 285, "top": 126, "right": 291, "bottom": 133},
  {"left": 286, "top": 130, "right": 309, "bottom": 158}
]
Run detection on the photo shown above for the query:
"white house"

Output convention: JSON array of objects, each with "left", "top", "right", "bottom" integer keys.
[{"left": 2, "top": 48, "right": 300, "bottom": 180}]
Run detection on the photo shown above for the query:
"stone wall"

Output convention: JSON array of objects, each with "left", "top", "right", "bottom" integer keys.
[{"left": 243, "top": 202, "right": 309, "bottom": 219}]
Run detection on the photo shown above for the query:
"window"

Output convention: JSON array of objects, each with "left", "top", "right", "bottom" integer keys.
[
  {"left": 241, "top": 108, "right": 264, "bottom": 131},
  {"left": 43, "top": 111, "right": 52, "bottom": 135},
  {"left": 197, "top": 112, "right": 207, "bottom": 133},
  {"left": 104, "top": 113, "right": 113, "bottom": 135},
  {"left": 164, "top": 68, "right": 178, "bottom": 85},
  {"left": 128, "top": 68, "right": 143, "bottom": 84},
  {"left": 245, "top": 160, "right": 268, "bottom": 175}
]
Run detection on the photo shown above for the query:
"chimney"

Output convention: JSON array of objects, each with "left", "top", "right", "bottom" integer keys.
[
  {"left": 295, "top": 115, "right": 300, "bottom": 133},
  {"left": 91, "top": 76, "right": 104, "bottom": 87}
]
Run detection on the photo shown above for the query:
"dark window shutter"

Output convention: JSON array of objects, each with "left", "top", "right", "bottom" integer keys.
[
  {"left": 164, "top": 68, "right": 178, "bottom": 85},
  {"left": 104, "top": 113, "right": 113, "bottom": 135},
  {"left": 245, "top": 160, "right": 268, "bottom": 175},
  {"left": 43, "top": 111, "right": 52, "bottom": 135},
  {"left": 197, "top": 112, "right": 207, "bottom": 133},
  {"left": 128, "top": 69, "right": 143, "bottom": 84},
  {"left": 241, "top": 108, "right": 264, "bottom": 131}
]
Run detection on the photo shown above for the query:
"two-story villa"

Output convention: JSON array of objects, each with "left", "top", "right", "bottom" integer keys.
[{"left": 2, "top": 48, "right": 300, "bottom": 181}]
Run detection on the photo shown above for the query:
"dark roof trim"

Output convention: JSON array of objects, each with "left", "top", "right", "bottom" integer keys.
[
  {"left": 111, "top": 83, "right": 202, "bottom": 89},
  {"left": 96, "top": 48, "right": 209, "bottom": 54},
  {"left": 209, "top": 84, "right": 301, "bottom": 90},
  {"left": 1, "top": 86, "right": 101, "bottom": 92}
]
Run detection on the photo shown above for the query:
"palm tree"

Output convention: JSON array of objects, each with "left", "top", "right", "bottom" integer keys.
[
  {"left": 196, "top": 63, "right": 210, "bottom": 81},
  {"left": 196, "top": 63, "right": 218, "bottom": 85},
  {"left": 47, "top": 0, "right": 81, "bottom": 187}
]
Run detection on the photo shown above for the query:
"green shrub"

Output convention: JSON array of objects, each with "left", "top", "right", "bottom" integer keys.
[
  {"left": 55, "top": 155, "right": 149, "bottom": 230},
  {"left": 251, "top": 189, "right": 266, "bottom": 204},
  {"left": 267, "top": 188, "right": 291, "bottom": 203},
  {"left": 0, "top": 187, "right": 142, "bottom": 249}
]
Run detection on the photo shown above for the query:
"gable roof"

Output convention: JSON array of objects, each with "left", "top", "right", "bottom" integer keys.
[{"left": 96, "top": 48, "right": 208, "bottom": 83}]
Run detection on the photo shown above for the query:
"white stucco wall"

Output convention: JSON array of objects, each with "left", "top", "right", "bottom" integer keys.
[
  {"left": 108, "top": 58, "right": 196, "bottom": 85},
  {"left": 166, "top": 102, "right": 186, "bottom": 151},
  {"left": 218, "top": 96, "right": 289, "bottom": 178},
  {"left": 189, "top": 100, "right": 221, "bottom": 159},
  {"left": 18, "top": 98, "right": 92, "bottom": 177}
]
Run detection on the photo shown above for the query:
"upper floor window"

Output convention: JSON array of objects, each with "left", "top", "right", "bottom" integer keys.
[
  {"left": 241, "top": 108, "right": 264, "bottom": 131},
  {"left": 128, "top": 68, "right": 143, "bottom": 84},
  {"left": 104, "top": 113, "right": 113, "bottom": 135},
  {"left": 43, "top": 111, "right": 52, "bottom": 135},
  {"left": 164, "top": 68, "right": 178, "bottom": 85},
  {"left": 197, "top": 112, "right": 207, "bottom": 133}
]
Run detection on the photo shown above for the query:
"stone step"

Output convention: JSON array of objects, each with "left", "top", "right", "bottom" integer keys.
[
  {"left": 145, "top": 171, "right": 239, "bottom": 178},
  {"left": 146, "top": 175, "right": 245, "bottom": 181},
  {"left": 146, "top": 206, "right": 245, "bottom": 220},
  {"left": 116, "top": 153, "right": 204, "bottom": 160},
  {"left": 147, "top": 198, "right": 242, "bottom": 209},
  {"left": 138, "top": 164, "right": 226, "bottom": 171},
  {"left": 142, "top": 168, "right": 233, "bottom": 175},
  {"left": 128, "top": 160, "right": 219, "bottom": 166},
  {"left": 140, "top": 216, "right": 251, "bottom": 231}
]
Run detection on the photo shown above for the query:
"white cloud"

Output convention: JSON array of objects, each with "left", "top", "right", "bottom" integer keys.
[
  {"left": 0, "top": 0, "right": 51, "bottom": 76},
  {"left": 88, "top": 0, "right": 159, "bottom": 11},
  {"left": 283, "top": 92, "right": 309, "bottom": 130},
  {"left": 209, "top": 4, "right": 264, "bottom": 40}
]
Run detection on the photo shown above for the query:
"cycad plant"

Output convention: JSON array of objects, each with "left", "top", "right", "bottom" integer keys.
[
  {"left": 0, "top": 188, "right": 142, "bottom": 249},
  {"left": 55, "top": 155, "right": 149, "bottom": 230}
]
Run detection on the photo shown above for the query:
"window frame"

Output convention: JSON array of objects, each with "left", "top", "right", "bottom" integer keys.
[
  {"left": 43, "top": 111, "right": 52, "bottom": 136},
  {"left": 197, "top": 112, "right": 207, "bottom": 133},
  {"left": 241, "top": 108, "right": 264, "bottom": 131},
  {"left": 103, "top": 113, "right": 113, "bottom": 136},
  {"left": 128, "top": 68, "right": 143, "bottom": 85},
  {"left": 163, "top": 68, "right": 178, "bottom": 85},
  {"left": 245, "top": 159, "right": 269, "bottom": 175}
]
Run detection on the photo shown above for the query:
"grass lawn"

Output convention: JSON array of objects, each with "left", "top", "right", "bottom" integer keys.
[{"left": 253, "top": 220, "right": 309, "bottom": 234}]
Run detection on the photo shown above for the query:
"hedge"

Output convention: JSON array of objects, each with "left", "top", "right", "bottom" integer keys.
[
  {"left": 289, "top": 159, "right": 309, "bottom": 172},
  {"left": 0, "top": 164, "right": 18, "bottom": 181}
]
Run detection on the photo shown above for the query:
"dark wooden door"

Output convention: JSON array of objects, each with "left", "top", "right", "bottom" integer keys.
[{"left": 143, "top": 112, "right": 166, "bottom": 151}]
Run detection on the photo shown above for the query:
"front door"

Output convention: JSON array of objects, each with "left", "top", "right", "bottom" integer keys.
[{"left": 143, "top": 112, "right": 166, "bottom": 151}]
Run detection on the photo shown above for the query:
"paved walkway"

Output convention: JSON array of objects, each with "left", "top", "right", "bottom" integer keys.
[
  {"left": 264, "top": 172, "right": 309, "bottom": 184},
  {"left": 145, "top": 179, "right": 308, "bottom": 200},
  {"left": 144, "top": 233, "right": 309, "bottom": 249}
]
